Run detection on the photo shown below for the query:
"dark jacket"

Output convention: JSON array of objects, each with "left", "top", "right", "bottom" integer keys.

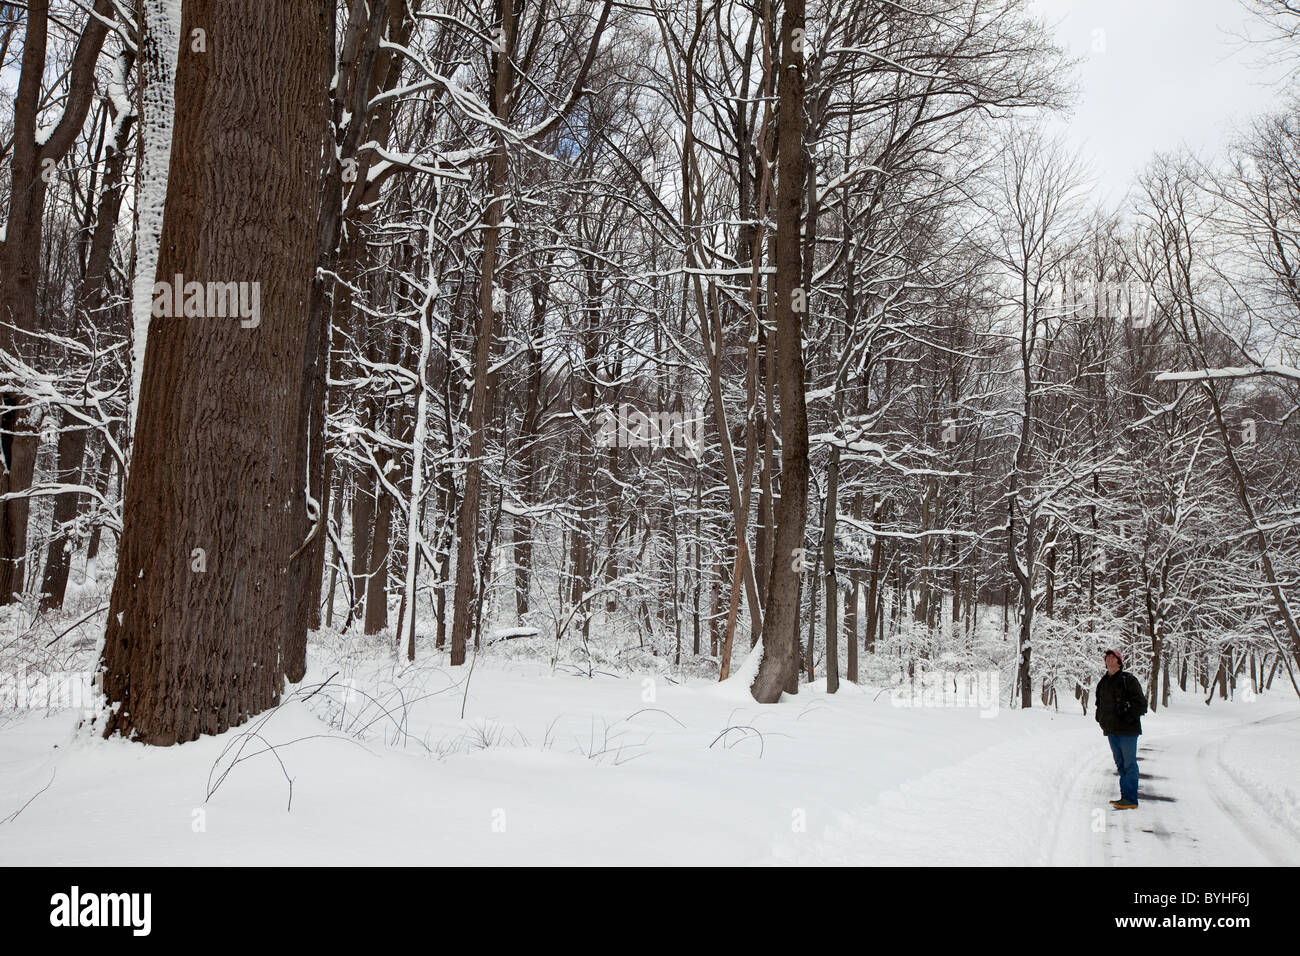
[{"left": 1094, "top": 669, "right": 1148, "bottom": 735}]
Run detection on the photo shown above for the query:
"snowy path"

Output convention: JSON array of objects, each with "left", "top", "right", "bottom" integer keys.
[
  {"left": 1, "top": 658, "right": 1296, "bottom": 866},
  {"left": 1052, "top": 709, "right": 1300, "bottom": 866},
  {"left": 777, "top": 699, "right": 1300, "bottom": 866}
]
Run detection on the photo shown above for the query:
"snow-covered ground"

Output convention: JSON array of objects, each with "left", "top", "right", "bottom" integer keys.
[{"left": 1, "top": 637, "right": 1296, "bottom": 866}]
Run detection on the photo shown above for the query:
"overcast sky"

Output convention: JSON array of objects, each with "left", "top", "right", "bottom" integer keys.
[{"left": 1030, "top": 0, "right": 1293, "bottom": 207}]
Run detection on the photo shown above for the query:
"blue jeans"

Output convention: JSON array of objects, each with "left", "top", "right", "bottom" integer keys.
[{"left": 1108, "top": 734, "right": 1140, "bottom": 804}]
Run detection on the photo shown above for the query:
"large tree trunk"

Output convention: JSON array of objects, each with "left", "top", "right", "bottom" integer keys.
[
  {"left": 97, "top": 0, "right": 327, "bottom": 745},
  {"left": 751, "top": 0, "right": 808, "bottom": 703}
]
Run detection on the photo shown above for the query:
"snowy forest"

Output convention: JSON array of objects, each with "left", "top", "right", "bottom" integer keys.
[{"left": 0, "top": 0, "right": 1298, "bottom": 871}]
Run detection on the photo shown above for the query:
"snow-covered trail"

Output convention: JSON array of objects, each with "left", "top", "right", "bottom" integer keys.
[
  {"left": 777, "top": 696, "right": 1300, "bottom": 866},
  {"left": 1052, "top": 709, "right": 1300, "bottom": 866},
  {"left": 1, "top": 654, "right": 1296, "bottom": 866}
]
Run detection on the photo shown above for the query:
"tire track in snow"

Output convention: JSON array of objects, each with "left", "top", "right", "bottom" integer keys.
[
  {"left": 1196, "top": 714, "right": 1300, "bottom": 866},
  {"left": 1076, "top": 709, "right": 1300, "bottom": 866},
  {"left": 767, "top": 706, "right": 1299, "bottom": 866},
  {"left": 770, "top": 723, "right": 1100, "bottom": 866}
]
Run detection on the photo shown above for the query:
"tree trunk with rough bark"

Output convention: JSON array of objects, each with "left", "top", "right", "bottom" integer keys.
[{"left": 97, "top": 0, "right": 327, "bottom": 745}]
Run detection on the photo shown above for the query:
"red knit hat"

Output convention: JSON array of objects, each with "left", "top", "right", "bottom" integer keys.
[{"left": 1104, "top": 649, "right": 1122, "bottom": 666}]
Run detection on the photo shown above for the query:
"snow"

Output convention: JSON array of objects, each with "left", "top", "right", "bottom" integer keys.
[
  {"left": 1211, "top": 713, "right": 1300, "bottom": 852},
  {"left": 1046, "top": 704, "right": 1300, "bottom": 866},
  {"left": 1155, "top": 365, "right": 1300, "bottom": 384},
  {"left": 107, "top": 48, "right": 135, "bottom": 140},
  {"left": 715, "top": 637, "right": 765, "bottom": 701},
  {"left": 128, "top": 0, "right": 183, "bottom": 443},
  {"left": 2, "top": 640, "right": 1296, "bottom": 866},
  {"left": 486, "top": 627, "right": 540, "bottom": 640}
]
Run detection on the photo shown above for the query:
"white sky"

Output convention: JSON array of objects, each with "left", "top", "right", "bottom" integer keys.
[{"left": 1030, "top": 0, "right": 1294, "bottom": 207}]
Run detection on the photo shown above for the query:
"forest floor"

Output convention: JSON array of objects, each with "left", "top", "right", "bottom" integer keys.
[{"left": 1, "top": 636, "right": 1297, "bottom": 865}]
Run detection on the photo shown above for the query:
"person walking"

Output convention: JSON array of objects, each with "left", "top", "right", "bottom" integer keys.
[{"left": 1095, "top": 649, "right": 1148, "bottom": 810}]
